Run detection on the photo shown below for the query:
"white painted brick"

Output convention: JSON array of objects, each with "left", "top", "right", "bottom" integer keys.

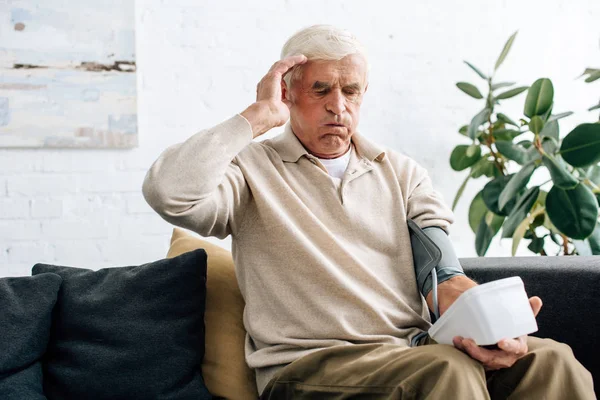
[
  {"left": 77, "top": 171, "right": 146, "bottom": 193},
  {"left": 0, "top": 179, "right": 7, "bottom": 197},
  {"left": 6, "top": 242, "right": 55, "bottom": 264},
  {"left": 99, "top": 236, "right": 171, "bottom": 266},
  {"left": 117, "top": 151, "right": 157, "bottom": 172},
  {"left": 119, "top": 214, "right": 172, "bottom": 236},
  {"left": 125, "top": 193, "right": 154, "bottom": 214},
  {"left": 0, "top": 199, "right": 30, "bottom": 219},
  {"left": 62, "top": 194, "right": 125, "bottom": 218},
  {"left": 30, "top": 198, "right": 63, "bottom": 218},
  {"left": 41, "top": 219, "right": 111, "bottom": 240},
  {"left": 54, "top": 240, "right": 105, "bottom": 267},
  {"left": 0, "top": 150, "right": 43, "bottom": 173},
  {"left": 0, "top": 263, "right": 36, "bottom": 278},
  {"left": 40, "top": 152, "right": 120, "bottom": 173},
  {"left": 0, "top": 244, "right": 7, "bottom": 263},
  {"left": 0, "top": 221, "right": 42, "bottom": 241},
  {"left": 6, "top": 175, "right": 79, "bottom": 196}
]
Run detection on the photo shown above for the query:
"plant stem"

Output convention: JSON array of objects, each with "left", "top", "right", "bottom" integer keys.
[
  {"left": 484, "top": 81, "right": 506, "bottom": 176},
  {"left": 560, "top": 233, "right": 570, "bottom": 256},
  {"left": 486, "top": 118, "right": 506, "bottom": 175},
  {"left": 583, "top": 178, "right": 600, "bottom": 193}
]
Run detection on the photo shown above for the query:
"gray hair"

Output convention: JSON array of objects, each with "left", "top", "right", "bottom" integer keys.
[{"left": 280, "top": 25, "right": 369, "bottom": 88}]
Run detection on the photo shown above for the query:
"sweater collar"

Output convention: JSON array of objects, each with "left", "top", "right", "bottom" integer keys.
[{"left": 271, "top": 122, "right": 386, "bottom": 163}]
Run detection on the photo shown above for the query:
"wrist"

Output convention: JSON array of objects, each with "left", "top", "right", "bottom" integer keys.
[
  {"left": 240, "top": 101, "right": 277, "bottom": 138},
  {"left": 426, "top": 276, "right": 477, "bottom": 313}
]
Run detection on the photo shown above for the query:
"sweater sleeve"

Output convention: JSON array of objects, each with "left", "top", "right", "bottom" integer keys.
[
  {"left": 406, "top": 163, "right": 455, "bottom": 234},
  {"left": 142, "top": 114, "right": 254, "bottom": 239}
]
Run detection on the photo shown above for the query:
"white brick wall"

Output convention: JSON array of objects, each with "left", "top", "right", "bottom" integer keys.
[{"left": 1, "top": 0, "right": 599, "bottom": 277}]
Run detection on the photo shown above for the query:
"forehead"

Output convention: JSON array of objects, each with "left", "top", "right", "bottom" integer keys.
[{"left": 299, "top": 54, "right": 368, "bottom": 86}]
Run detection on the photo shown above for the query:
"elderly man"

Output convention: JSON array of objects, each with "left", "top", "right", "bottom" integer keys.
[{"left": 143, "top": 25, "right": 594, "bottom": 399}]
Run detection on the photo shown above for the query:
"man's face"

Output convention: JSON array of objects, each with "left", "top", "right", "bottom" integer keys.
[{"left": 285, "top": 54, "right": 368, "bottom": 159}]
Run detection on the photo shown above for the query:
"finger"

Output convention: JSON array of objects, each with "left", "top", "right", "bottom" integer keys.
[
  {"left": 460, "top": 338, "right": 492, "bottom": 363},
  {"left": 529, "top": 296, "right": 543, "bottom": 317},
  {"left": 461, "top": 339, "right": 517, "bottom": 370},
  {"left": 452, "top": 336, "right": 466, "bottom": 351},
  {"left": 497, "top": 338, "right": 525, "bottom": 355},
  {"left": 269, "top": 55, "right": 307, "bottom": 75}
]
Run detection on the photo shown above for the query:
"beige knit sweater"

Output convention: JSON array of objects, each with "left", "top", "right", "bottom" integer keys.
[{"left": 142, "top": 114, "right": 455, "bottom": 395}]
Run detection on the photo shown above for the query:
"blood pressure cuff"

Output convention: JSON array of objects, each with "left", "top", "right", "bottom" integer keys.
[{"left": 407, "top": 219, "right": 466, "bottom": 298}]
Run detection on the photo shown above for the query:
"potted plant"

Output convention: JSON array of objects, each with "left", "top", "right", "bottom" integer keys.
[{"left": 451, "top": 32, "right": 600, "bottom": 256}]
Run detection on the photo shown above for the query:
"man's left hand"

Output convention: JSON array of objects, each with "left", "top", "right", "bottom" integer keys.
[{"left": 452, "top": 296, "right": 543, "bottom": 370}]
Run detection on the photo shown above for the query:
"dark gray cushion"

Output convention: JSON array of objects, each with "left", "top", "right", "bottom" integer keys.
[
  {"left": 32, "top": 249, "right": 213, "bottom": 400},
  {"left": 0, "top": 273, "right": 62, "bottom": 400},
  {"left": 461, "top": 256, "right": 600, "bottom": 387}
]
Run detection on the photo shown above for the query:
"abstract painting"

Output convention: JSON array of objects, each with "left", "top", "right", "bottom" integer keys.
[{"left": 0, "top": 0, "right": 137, "bottom": 148}]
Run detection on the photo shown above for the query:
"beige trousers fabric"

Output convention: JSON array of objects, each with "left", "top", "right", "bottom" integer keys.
[{"left": 259, "top": 337, "right": 595, "bottom": 400}]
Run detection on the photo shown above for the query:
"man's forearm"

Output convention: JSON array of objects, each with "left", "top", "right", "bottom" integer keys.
[
  {"left": 241, "top": 101, "right": 282, "bottom": 138},
  {"left": 142, "top": 114, "right": 252, "bottom": 220}
]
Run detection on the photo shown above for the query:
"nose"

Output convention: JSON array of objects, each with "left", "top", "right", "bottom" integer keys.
[{"left": 325, "top": 90, "right": 346, "bottom": 116}]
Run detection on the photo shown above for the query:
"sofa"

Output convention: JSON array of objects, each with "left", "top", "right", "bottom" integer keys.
[{"left": 1, "top": 227, "right": 598, "bottom": 399}]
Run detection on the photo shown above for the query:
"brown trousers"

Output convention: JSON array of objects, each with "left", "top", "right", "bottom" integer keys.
[{"left": 259, "top": 337, "right": 595, "bottom": 399}]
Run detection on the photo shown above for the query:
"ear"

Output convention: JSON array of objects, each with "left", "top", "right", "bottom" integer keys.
[
  {"left": 364, "top": 82, "right": 369, "bottom": 94},
  {"left": 281, "top": 79, "right": 293, "bottom": 108},
  {"left": 281, "top": 79, "right": 290, "bottom": 101}
]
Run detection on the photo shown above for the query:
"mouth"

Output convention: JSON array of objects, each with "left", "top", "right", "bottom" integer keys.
[{"left": 324, "top": 123, "right": 346, "bottom": 128}]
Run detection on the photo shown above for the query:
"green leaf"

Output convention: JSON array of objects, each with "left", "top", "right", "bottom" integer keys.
[
  {"left": 492, "top": 82, "right": 516, "bottom": 91},
  {"left": 452, "top": 174, "right": 471, "bottom": 211},
  {"left": 450, "top": 144, "right": 482, "bottom": 171},
  {"left": 469, "top": 191, "right": 488, "bottom": 233},
  {"left": 466, "top": 144, "right": 479, "bottom": 157},
  {"left": 589, "top": 103, "right": 600, "bottom": 112},
  {"left": 482, "top": 174, "right": 517, "bottom": 216},
  {"left": 560, "top": 123, "right": 600, "bottom": 168},
  {"left": 527, "top": 236, "right": 545, "bottom": 254},
  {"left": 511, "top": 206, "right": 545, "bottom": 256},
  {"left": 475, "top": 211, "right": 504, "bottom": 256},
  {"left": 502, "top": 186, "right": 540, "bottom": 238},
  {"left": 587, "top": 164, "right": 600, "bottom": 185},
  {"left": 541, "top": 154, "right": 579, "bottom": 189},
  {"left": 579, "top": 68, "right": 600, "bottom": 78},
  {"left": 530, "top": 211, "right": 545, "bottom": 229},
  {"left": 529, "top": 116, "right": 544, "bottom": 134},
  {"left": 458, "top": 125, "right": 469, "bottom": 136},
  {"left": 496, "top": 86, "right": 529, "bottom": 100},
  {"left": 468, "top": 108, "right": 491, "bottom": 140},
  {"left": 547, "top": 112, "right": 574, "bottom": 123},
  {"left": 541, "top": 136, "right": 559, "bottom": 155},
  {"left": 498, "top": 162, "right": 536, "bottom": 210},
  {"left": 464, "top": 61, "right": 488, "bottom": 80},
  {"left": 495, "top": 140, "right": 529, "bottom": 165},
  {"left": 524, "top": 78, "right": 554, "bottom": 118},
  {"left": 457, "top": 82, "right": 484, "bottom": 99},
  {"left": 495, "top": 31, "right": 518, "bottom": 71},
  {"left": 497, "top": 113, "right": 519, "bottom": 127},
  {"left": 539, "top": 120, "right": 559, "bottom": 140},
  {"left": 546, "top": 184, "right": 599, "bottom": 240},
  {"left": 535, "top": 189, "right": 547, "bottom": 206},
  {"left": 470, "top": 158, "right": 496, "bottom": 178},
  {"left": 494, "top": 128, "right": 524, "bottom": 141},
  {"left": 585, "top": 70, "right": 600, "bottom": 83},
  {"left": 574, "top": 223, "right": 600, "bottom": 255},
  {"left": 524, "top": 146, "right": 542, "bottom": 164}
]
